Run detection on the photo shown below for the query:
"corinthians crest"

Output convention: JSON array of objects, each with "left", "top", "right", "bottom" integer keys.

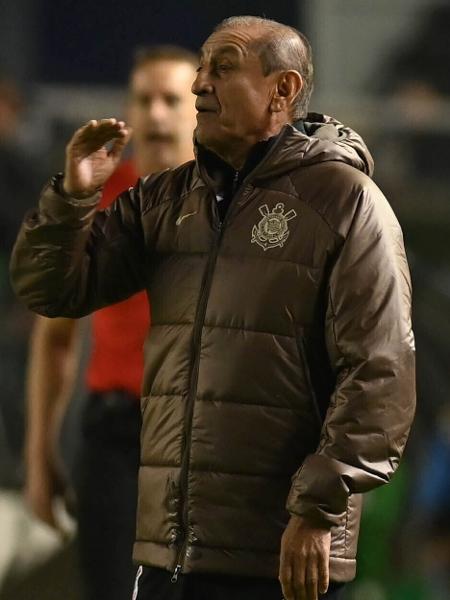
[{"left": 251, "top": 203, "right": 297, "bottom": 251}]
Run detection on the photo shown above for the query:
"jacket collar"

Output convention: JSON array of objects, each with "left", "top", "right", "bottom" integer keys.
[{"left": 193, "top": 113, "right": 374, "bottom": 190}]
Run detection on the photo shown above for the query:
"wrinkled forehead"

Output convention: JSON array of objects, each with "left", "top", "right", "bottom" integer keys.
[{"left": 200, "top": 27, "right": 262, "bottom": 62}]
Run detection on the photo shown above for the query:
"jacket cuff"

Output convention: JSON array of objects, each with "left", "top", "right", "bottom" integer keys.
[
  {"left": 24, "top": 180, "right": 100, "bottom": 230},
  {"left": 286, "top": 454, "right": 349, "bottom": 528}
]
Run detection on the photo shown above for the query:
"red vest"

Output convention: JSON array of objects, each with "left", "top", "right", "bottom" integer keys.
[{"left": 86, "top": 161, "right": 150, "bottom": 398}]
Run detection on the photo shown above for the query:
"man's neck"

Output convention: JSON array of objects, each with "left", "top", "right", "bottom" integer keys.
[
  {"left": 134, "top": 155, "right": 163, "bottom": 177},
  {"left": 206, "top": 121, "right": 288, "bottom": 171},
  {"left": 208, "top": 144, "right": 251, "bottom": 171}
]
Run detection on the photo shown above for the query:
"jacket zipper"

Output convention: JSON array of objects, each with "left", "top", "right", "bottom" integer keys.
[
  {"left": 171, "top": 163, "right": 263, "bottom": 581},
  {"left": 171, "top": 187, "right": 236, "bottom": 582},
  {"left": 171, "top": 562, "right": 182, "bottom": 583}
]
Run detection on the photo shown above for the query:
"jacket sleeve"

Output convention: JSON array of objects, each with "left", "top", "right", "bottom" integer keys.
[
  {"left": 10, "top": 177, "right": 149, "bottom": 318},
  {"left": 286, "top": 185, "right": 416, "bottom": 527}
]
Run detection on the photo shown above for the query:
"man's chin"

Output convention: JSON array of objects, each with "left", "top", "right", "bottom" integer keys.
[{"left": 194, "top": 125, "right": 220, "bottom": 151}]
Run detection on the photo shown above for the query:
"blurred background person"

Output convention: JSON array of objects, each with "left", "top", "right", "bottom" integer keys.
[{"left": 24, "top": 46, "right": 198, "bottom": 600}]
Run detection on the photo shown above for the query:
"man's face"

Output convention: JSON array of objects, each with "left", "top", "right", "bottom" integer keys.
[
  {"left": 192, "top": 27, "right": 279, "bottom": 153},
  {"left": 127, "top": 59, "right": 197, "bottom": 168}
]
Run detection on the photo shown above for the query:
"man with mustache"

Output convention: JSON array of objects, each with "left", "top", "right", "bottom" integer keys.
[
  {"left": 11, "top": 16, "right": 415, "bottom": 600},
  {"left": 23, "top": 45, "right": 197, "bottom": 600}
]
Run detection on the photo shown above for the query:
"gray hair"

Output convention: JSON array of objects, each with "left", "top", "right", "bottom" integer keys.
[{"left": 215, "top": 16, "right": 314, "bottom": 120}]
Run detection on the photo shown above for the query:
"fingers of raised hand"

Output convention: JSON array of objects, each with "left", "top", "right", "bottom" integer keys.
[
  {"left": 108, "top": 128, "right": 132, "bottom": 158},
  {"left": 82, "top": 117, "right": 125, "bottom": 131},
  {"left": 70, "top": 118, "right": 129, "bottom": 150}
]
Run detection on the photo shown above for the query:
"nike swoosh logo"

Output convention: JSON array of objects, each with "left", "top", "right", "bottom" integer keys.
[{"left": 176, "top": 211, "right": 198, "bottom": 226}]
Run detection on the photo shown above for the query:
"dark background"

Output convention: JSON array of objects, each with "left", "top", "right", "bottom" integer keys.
[{"left": 41, "top": 0, "right": 300, "bottom": 83}]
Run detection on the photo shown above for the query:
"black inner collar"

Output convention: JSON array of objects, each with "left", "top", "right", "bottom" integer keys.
[{"left": 199, "top": 119, "right": 305, "bottom": 223}]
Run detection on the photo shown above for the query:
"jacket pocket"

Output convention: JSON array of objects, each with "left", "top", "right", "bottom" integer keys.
[{"left": 295, "top": 332, "right": 323, "bottom": 430}]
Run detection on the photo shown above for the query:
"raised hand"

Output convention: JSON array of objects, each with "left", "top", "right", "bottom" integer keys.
[
  {"left": 63, "top": 118, "right": 131, "bottom": 198},
  {"left": 279, "top": 514, "right": 331, "bottom": 600}
]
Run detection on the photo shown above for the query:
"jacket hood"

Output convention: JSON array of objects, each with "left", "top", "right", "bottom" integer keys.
[
  {"left": 195, "top": 113, "right": 374, "bottom": 184},
  {"left": 299, "top": 112, "right": 374, "bottom": 176}
]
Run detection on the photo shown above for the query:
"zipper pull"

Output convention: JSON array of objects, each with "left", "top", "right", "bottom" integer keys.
[
  {"left": 171, "top": 564, "right": 182, "bottom": 583},
  {"left": 232, "top": 171, "right": 239, "bottom": 194}
]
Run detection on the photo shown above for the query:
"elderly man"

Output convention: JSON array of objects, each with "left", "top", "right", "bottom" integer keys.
[{"left": 10, "top": 15, "right": 415, "bottom": 600}]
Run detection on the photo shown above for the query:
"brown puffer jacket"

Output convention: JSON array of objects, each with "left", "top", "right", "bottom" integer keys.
[{"left": 10, "top": 115, "right": 415, "bottom": 583}]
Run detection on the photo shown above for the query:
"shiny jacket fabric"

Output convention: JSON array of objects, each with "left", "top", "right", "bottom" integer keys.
[{"left": 10, "top": 115, "right": 416, "bottom": 582}]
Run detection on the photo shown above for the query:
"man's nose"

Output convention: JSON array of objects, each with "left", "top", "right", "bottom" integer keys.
[
  {"left": 191, "top": 69, "right": 214, "bottom": 96},
  {"left": 147, "top": 99, "right": 169, "bottom": 121}
]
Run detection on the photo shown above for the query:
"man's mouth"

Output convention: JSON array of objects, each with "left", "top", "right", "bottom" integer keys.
[
  {"left": 196, "top": 105, "right": 217, "bottom": 114},
  {"left": 145, "top": 132, "right": 175, "bottom": 143}
]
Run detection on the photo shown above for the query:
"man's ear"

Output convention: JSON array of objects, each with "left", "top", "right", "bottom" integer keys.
[{"left": 270, "top": 70, "right": 303, "bottom": 114}]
